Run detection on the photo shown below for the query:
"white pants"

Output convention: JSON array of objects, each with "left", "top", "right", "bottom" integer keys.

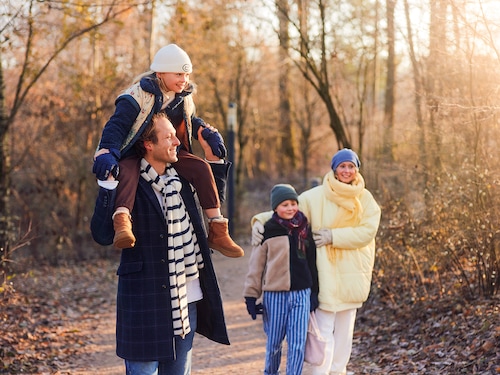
[{"left": 311, "top": 308, "right": 357, "bottom": 375}]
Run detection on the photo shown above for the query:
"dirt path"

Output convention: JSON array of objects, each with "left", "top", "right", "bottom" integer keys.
[
  {"left": 66, "top": 247, "right": 317, "bottom": 375},
  {"left": 6, "top": 244, "right": 499, "bottom": 373},
  {"left": 11, "top": 245, "right": 497, "bottom": 374}
]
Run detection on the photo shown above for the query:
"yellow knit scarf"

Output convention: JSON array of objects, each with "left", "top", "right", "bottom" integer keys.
[{"left": 322, "top": 170, "right": 365, "bottom": 262}]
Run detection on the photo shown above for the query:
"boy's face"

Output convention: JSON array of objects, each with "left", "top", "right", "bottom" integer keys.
[{"left": 275, "top": 199, "right": 299, "bottom": 220}]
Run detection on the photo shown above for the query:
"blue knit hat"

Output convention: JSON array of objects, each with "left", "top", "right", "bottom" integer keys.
[
  {"left": 330, "top": 148, "right": 361, "bottom": 171},
  {"left": 271, "top": 184, "right": 299, "bottom": 210}
]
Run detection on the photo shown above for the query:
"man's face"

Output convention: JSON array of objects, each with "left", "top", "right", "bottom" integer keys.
[{"left": 146, "top": 117, "right": 180, "bottom": 165}]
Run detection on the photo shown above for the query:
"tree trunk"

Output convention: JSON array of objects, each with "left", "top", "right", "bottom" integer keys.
[
  {"left": 426, "top": 0, "right": 445, "bottom": 170},
  {"left": 297, "top": 0, "right": 310, "bottom": 186},
  {"left": 0, "top": 50, "right": 12, "bottom": 266},
  {"left": 382, "top": 0, "right": 396, "bottom": 161},
  {"left": 276, "top": 0, "right": 297, "bottom": 174},
  {"left": 404, "top": 0, "right": 427, "bottom": 172}
]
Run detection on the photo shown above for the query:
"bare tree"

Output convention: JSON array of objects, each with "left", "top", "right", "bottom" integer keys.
[
  {"left": 275, "top": 0, "right": 351, "bottom": 149},
  {"left": 424, "top": 0, "right": 446, "bottom": 170},
  {"left": 276, "top": 0, "right": 298, "bottom": 173},
  {"left": 403, "top": 0, "right": 427, "bottom": 173},
  {"left": 0, "top": 0, "right": 142, "bottom": 265},
  {"left": 382, "top": 0, "right": 396, "bottom": 161}
]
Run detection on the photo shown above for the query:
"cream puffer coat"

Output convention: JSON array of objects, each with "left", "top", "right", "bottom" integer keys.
[{"left": 252, "top": 171, "right": 381, "bottom": 312}]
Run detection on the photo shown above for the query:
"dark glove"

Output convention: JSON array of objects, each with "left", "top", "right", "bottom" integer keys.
[
  {"left": 245, "top": 297, "right": 263, "bottom": 320},
  {"left": 201, "top": 127, "right": 227, "bottom": 158},
  {"left": 310, "top": 292, "right": 319, "bottom": 312},
  {"left": 93, "top": 148, "right": 120, "bottom": 180}
]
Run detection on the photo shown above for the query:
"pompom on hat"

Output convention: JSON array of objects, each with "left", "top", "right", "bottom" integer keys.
[
  {"left": 330, "top": 148, "right": 361, "bottom": 171},
  {"left": 271, "top": 184, "right": 299, "bottom": 210},
  {"left": 150, "top": 44, "right": 193, "bottom": 73}
]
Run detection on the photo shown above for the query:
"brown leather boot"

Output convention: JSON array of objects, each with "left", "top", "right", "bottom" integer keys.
[
  {"left": 113, "top": 212, "right": 136, "bottom": 249},
  {"left": 208, "top": 218, "right": 244, "bottom": 258}
]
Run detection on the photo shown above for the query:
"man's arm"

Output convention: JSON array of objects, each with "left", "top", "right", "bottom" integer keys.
[
  {"left": 197, "top": 126, "right": 231, "bottom": 203},
  {"left": 90, "top": 187, "right": 117, "bottom": 246}
]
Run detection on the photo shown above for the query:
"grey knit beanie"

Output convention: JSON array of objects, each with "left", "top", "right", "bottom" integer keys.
[{"left": 270, "top": 184, "right": 299, "bottom": 210}]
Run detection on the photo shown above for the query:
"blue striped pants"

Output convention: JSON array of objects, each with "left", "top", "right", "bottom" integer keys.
[{"left": 262, "top": 289, "right": 310, "bottom": 375}]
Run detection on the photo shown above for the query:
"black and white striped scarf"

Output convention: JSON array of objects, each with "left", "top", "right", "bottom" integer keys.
[{"left": 140, "top": 159, "right": 204, "bottom": 338}]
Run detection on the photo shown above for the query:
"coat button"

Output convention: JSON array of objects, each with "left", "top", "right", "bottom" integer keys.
[
  {"left": 159, "top": 234, "right": 164, "bottom": 239},
  {"left": 162, "top": 284, "right": 167, "bottom": 289}
]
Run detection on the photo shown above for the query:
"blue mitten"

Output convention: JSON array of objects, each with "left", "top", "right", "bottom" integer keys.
[
  {"left": 245, "top": 297, "right": 263, "bottom": 320},
  {"left": 201, "top": 127, "right": 227, "bottom": 158},
  {"left": 92, "top": 148, "right": 120, "bottom": 180}
]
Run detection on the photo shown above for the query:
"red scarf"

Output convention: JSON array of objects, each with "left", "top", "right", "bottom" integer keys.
[{"left": 272, "top": 211, "right": 309, "bottom": 254}]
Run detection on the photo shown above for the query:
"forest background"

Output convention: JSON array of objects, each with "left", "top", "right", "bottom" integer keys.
[{"left": 0, "top": 0, "right": 499, "bottom": 373}]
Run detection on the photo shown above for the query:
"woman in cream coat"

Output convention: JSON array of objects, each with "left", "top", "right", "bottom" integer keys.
[{"left": 251, "top": 149, "right": 381, "bottom": 375}]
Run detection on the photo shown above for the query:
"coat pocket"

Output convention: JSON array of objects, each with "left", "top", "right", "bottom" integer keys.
[{"left": 117, "top": 261, "right": 143, "bottom": 276}]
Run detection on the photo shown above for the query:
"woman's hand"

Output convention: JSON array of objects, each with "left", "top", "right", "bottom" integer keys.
[
  {"left": 312, "top": 229, "right": 332, "bottom": 247},
  {"left": 251, "top": 221, "right": 265, "bottom": 246}
]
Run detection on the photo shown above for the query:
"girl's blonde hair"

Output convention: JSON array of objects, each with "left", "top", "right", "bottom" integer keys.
[{"left": 133, "top": 70, "right": 171, "bottom": 94}]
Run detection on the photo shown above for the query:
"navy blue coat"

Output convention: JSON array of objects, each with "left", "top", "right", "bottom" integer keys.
[
  {"left": 99, "top": 75, "right": 206, "bottom": 158},
  {"left": 90, "top": 167, "right": 230, "bottom": 361}
]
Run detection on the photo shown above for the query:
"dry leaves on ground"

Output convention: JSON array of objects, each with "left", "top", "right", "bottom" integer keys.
[
  {"left": 0, "top": 261, "right": 116, "bottom": 374},
  {"left": 1, "top": 258, "right": 499, "bottom": 374},
  {"left": 350, "top": 293, "right": 500, "bottom": 374}
]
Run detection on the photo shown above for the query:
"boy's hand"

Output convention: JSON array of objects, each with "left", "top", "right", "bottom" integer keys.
[
  {"left": 92, "top": 148, "right": 120, "bottom": 180},
  {"left": 310, "top": 293, "right": 319, "bottom": 312},
  {"left": 245, "top": 297, "right": 263, "bottom": 320}
]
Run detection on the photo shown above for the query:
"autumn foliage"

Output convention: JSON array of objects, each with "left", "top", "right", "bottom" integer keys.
[{"left": 0, "top": 1, "right": 499, "bottom": 373}]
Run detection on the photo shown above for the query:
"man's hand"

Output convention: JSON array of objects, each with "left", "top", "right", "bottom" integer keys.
[
  {"left": 312, "top": 229, "right": 332, "bottom": 247},
  {"left": 92, "top": 148, "right": 120, "bottom": 180},
  {"left": 197, "top": 126, "right": 220, "bottom": 161},
  {"left": 251, "top": 221, "right": 265, "bottom": 246},
  {"left": 245, "top": 297, "right": 263, "bottom": 320},
  {"left": 201, "top": 126, "right": 227, "bottom": 159}
]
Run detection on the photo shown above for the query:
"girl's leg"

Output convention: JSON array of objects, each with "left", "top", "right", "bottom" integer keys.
[
  {"left": 113, "top": 155, "right": 141, "bottom": 249},
  {"left": 173, "top": 150, "right": 219, "bottom": 209},
  {"left": 173, "top": 150, "right": 243, "bottom": 258}
]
